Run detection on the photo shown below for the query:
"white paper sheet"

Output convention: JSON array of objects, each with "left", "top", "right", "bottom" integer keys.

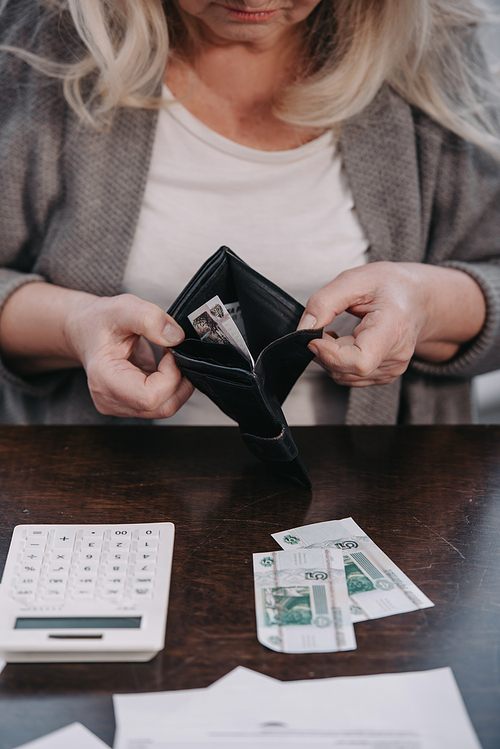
[
  {"left": 0, "top": 658, "right": 6, "bottom": 675},
  {"left": 113, "top": 666, "right": 482, "bottom": 749},
  {"left": 13, "top": 723, "right": 110, "bottom": 749}
]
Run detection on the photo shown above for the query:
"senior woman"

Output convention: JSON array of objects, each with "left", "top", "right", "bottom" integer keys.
[{"left": 0, "top": 0, "right": 498, "bottom": 427}]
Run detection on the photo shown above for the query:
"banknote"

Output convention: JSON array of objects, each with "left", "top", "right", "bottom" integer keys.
[
  {"left": 223, "top": 300, "right": 248, "bottom": 342},
  {"left": 272, "top": 518, "right": 434, "bottom": 623},
  {"left": 253, "top": 547, "right": 356, "bottom": 653},
  {"left": 188, "top": 295, "right": 253, "bottom": 365}
]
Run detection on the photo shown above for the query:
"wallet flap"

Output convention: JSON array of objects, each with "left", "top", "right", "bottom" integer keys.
[
  {"left": 241, "top": 425, "right": 298, "bottom": 461},
  {"left": 241, "top": 428, "right": 312, "bottom": 489},
  {"left": 256, "top": 329, "right": 323, "bottom": 405}
]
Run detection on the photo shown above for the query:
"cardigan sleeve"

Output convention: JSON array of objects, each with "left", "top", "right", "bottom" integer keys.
[
  {"left": 411, "top": 123, "right": 500, "bottom": 379},
  {"left": 0, "top": 0, "right": 72, "bottom": 396}
]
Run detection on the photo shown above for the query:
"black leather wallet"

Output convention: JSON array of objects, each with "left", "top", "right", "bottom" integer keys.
[{"left": 168, "top": 247, "right": 322, "bottom": 488}]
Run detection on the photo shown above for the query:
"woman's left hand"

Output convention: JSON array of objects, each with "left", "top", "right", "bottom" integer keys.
[{"left": 297, "top": 262, "right": 486, "bottom": 387}]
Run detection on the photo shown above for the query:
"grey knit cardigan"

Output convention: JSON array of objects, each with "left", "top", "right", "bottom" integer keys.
[{"left": 1, "top": 2, "right": 500, "bottom": 426}]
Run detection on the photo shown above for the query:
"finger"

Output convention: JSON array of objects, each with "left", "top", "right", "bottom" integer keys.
[
  {"left": 88, "top": 351, "right": 192, "bottom": 418},
  {"left": 308, "top": 312, "right": 399, "bottom": 378},
  {"left": 153, "top": 372, "right": 195, "bottom": 419},
  {"left": 134, "top": 351, "right": 195, "bottom": 417},
  {"left": 128, "top": 337, "right": 156, "bottom": 374},
  {"left": 107, "top": 295, "right": 185, "bottom": 347},
  {"left": 313, "top": 346, "right": 401, "bottom": 386},
  {"left": 324, "top": 330, "right": 339, "bottom": 340},
  {"left": 297, "top": 269, "right": 374, "bottom": 331}
]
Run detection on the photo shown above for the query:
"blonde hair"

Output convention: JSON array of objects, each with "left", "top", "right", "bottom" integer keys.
[{"left": 2, "top": 0, "right": 500, "bottom": 156}]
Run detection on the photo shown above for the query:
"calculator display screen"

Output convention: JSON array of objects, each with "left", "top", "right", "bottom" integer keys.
[{"left": 15, "top": 617, "right": 142, "bottom": 629}]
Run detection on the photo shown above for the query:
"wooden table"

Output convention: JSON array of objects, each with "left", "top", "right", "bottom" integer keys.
[{"left": 0, "top": 425, "right": 499, "bottom": 748}]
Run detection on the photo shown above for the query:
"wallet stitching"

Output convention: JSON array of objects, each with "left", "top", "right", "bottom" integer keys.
[
  {"left": 174, "top": 361, "right": 256, "bottom": 385},
  {"left": 173, "top": 350, "right": 253, "bottom": 376}
]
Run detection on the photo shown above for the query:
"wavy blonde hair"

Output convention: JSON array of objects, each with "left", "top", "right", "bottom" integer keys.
[{"left": 2, "top": 0, "right": 500, "bottom": 155}]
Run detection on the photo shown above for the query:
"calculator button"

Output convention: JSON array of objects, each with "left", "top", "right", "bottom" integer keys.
[
  {"left": 46, "top": 576, "right": 68, "bottom": 586},
  {"left": 79, "top": 551, "right": 100, "bottom": 562},
  {"left": 130, "top": 587, "right": 153, "bottom": 598},
  {"left": 26, "top": 529, "right": 49, "bottom": 539},
  {"left": 75, "top": 575, "right": 97, "bottom": 586},
  {"left": 52, "top": 530, "right": 77, "bottom": 550},
  {"left": 100, "top": 588, "right": 123, "bottom": 600},
  {"left": 108, "top": 552, "right": 129, "bottom": 562},
  {"left": 24, "top": 539, "right": 46, "bottom": 550},
  {"left": 104, "top": 576, "right": 126, "bottom": 586},
  {"left": 82, "top": 529, "right": 104, "bottom": 539},
  {"left": 42, "top": 589, "right": 65, "bottom": 600},
  {"left": 80, "top": 540, "right": 103, "bottom": 551},
  {"left": 18, "top": 572, "right": 41, "bottom": 587},
  {"left": 133, "top": 563, "right": 155, "bottom": 574},
  {"left": 17, "top": 576, "right": 39, "bottom": 586},
  {"left": 133, "top": 576, "right": 154, "bottom": 586},
  {"left": 107, "top": 529, "right": 132, "bottom": 540},
  {"left": 106, "top": 562, "right": 128, "bottom": 575},
  {"left": 135, "top": 552, "right": 157, "bottom": 563},
  {"left": 47, "top": 561, "right": 71, "bottom": 575},
  {"left": 108, "top": 540, "right": 131, "bottom": 551},
  {"left": 12, "top": 588, "right": 36, "bottom": 600},
  {"left": 72, "top": 588, "right": 96, "bottom": 600},
  {"left": 136, "top": 539, "right": 158, "bottom": 551},
  {"left": 43, "top": 583, "right": 67, "bottom": 596},
  {"left": 50, "top": 551, "right": 72, "bottom": 562},
  {"left": 76, "top": 561, "right": 99, "bottom": 574},
  {"left": 135, "top": 528, "right": 160, "bottom": 539},
  {"left": 21, "top": 551, "right": 44, "bottom": 563},
  {"left": 20, "top": 562, "right": 42, "bottom": 573}
]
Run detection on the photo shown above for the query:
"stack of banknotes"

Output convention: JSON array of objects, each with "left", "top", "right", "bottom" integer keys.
[{"left": 253, "top": 517, "right": 434, "bottom": 653}]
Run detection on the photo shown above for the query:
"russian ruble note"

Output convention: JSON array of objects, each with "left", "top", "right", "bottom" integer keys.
[
  {"left": 188, "top": 295, "right": 254, "bottom": 365},
  {"left": 253, "top": 547, "right": 356, "bottom": 653},
  {"left": 223, "top": 301, "right": 248, "bottom": 343},
  {"left": 272, "top": 517, "right": 434, "bottom": 623}
]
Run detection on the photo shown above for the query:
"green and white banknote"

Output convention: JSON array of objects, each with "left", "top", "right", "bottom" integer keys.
[
  {"left": 253, "top": 547, "right": 356, "bottom": 653},
  {"left": 272, "top": 518, "right": 434, "bottom": 624}
]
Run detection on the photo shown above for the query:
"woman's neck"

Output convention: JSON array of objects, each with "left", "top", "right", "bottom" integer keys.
[{"left": 165, "top": 36, "right": 322, "bottom": 150}]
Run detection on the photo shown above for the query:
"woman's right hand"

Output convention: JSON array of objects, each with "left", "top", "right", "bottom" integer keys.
[{"left": 0, "top": 282, "right": 194, "bottom": 419}]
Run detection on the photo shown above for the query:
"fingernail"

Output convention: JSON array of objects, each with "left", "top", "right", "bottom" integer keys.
[
  {"left": 298, "top": 313, "right": 318, "bottom": 331},
  {"left": 308, "top": 343, "right": 320, "bottom": 357},
  {"left": 162, "top": 322, "right": 184, "bottom": 345}
]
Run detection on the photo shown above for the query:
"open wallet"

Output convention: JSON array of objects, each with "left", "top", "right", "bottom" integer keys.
[{"left": 167, "top": 247, "right": 323, "bottom": 488}]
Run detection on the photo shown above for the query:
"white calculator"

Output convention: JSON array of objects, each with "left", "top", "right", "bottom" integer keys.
[{"left": 0, "top": 522, "right": 174, "bottom": 663}]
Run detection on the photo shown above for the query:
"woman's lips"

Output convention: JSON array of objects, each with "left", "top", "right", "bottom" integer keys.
[{"left": 222, "top": 5, "right": 280, "bottom": 21}]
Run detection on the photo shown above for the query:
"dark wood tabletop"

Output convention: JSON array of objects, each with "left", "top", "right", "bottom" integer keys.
[{"left": 0, "top": 425, "right": 499, "bottom": 748}]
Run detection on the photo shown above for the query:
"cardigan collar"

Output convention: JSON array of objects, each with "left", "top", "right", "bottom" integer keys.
[
  {"left": 339, "top": 85, "right": 422, "bottom": 424},
  {"left": 339, "top": 84, "right": 422, "bottom": 265}
]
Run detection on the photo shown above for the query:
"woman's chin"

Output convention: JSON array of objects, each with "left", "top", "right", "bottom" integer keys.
[{"left": 197, "top": 16, "right": 289, "bottom": 46}]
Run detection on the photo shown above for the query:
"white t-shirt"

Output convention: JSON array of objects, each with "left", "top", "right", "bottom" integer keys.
[{"left": 123, "top": 87, "right": 369, "bottom": 425}]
